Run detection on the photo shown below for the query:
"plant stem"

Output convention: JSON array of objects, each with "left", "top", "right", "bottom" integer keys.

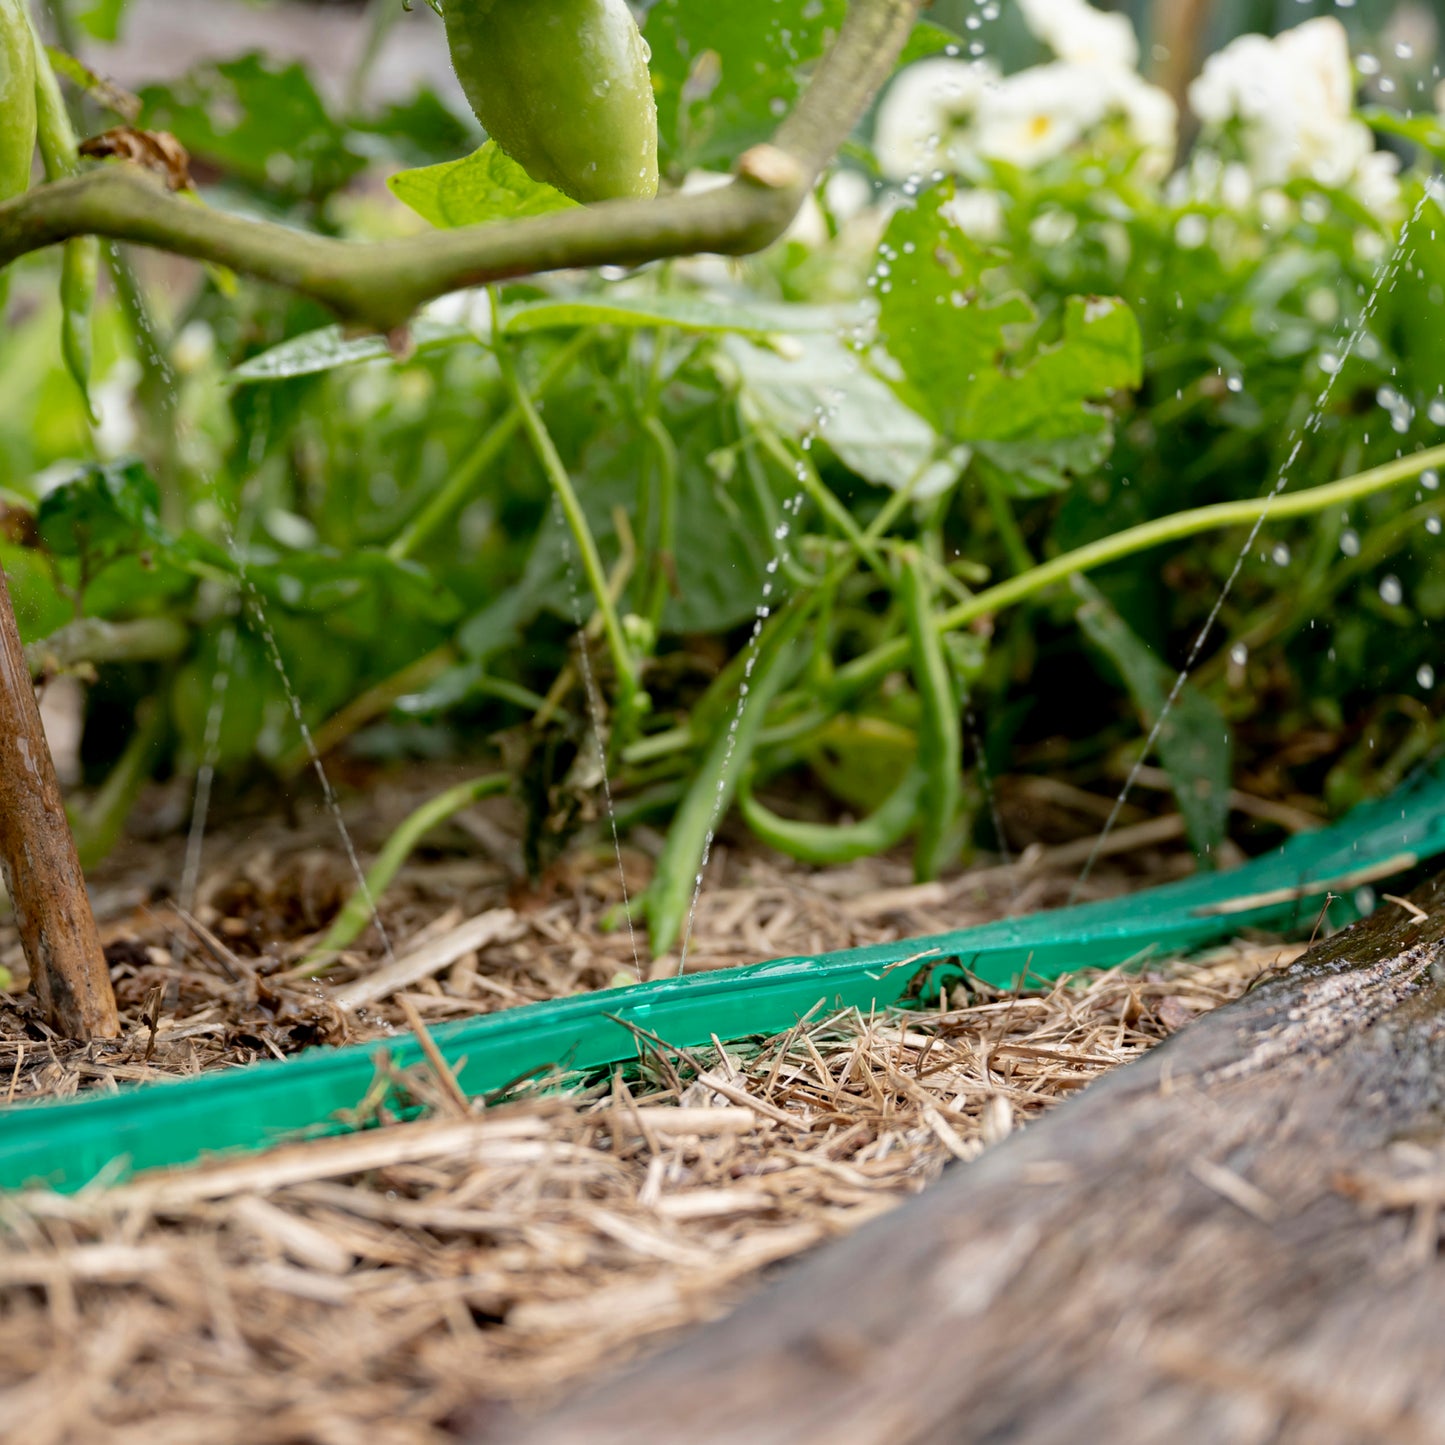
[
  {"left": 832, "top": 443, "right": 1445, "bottom": 701},
  {"left": 298, "top": 772, "right": 510, "bottom": 973},
  {"left": 388, "top": 331, "right": 591, "bottom": 561},
  {"left": 276, "top": 642, "right": 459, "bottom": 778},
  {"left": 757, "top": 427, "right": 889, "bottom": 580},
  {"left": 24, "top": 614, "right": 189, "bottom": 677},
  {"left": 345, "top": 0, "right": 403, "bottom": 115},
  {"left": 0, "top": 0, "right": 926, "bottom": 331},
  {"left": 492, "top": 299, "right": 639, "bottom": 723},
  {"left": 106, "top": 243, "right": 184, "bottom": 528},
  {"left": 642, "top": 413, "right": 678, "bottom": 632}
]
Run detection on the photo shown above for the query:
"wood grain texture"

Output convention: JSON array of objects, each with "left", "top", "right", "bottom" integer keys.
[
  {"left": 0, "top": 562, "right": 117, "bottom": 1039},
  {"left": 485, "top": 878, "right": 1445, "bottom": 1445}
]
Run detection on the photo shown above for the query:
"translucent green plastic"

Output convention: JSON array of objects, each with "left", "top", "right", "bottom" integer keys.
[{"left": 4, "top": 765, "right": 1445, "bottom": 1193}]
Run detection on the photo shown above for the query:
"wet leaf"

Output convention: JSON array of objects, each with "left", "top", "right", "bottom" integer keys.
[
  {"left": 1073, "top": 577, "right": 1232, "bottom": 864},
  {"left": 388, "top": 141, "right": 577, "bottom": 229}
]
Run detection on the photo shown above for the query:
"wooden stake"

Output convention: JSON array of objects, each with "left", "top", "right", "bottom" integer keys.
[{"left": 0, "top": 563, "right": 118, "bottom": 1039}]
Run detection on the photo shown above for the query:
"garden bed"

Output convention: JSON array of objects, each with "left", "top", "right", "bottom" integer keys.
[
  {"left": 0, "top": 936, "right": 1277, "bottom": 1444},
  {"left": 0, "top": 769, "right": 1293, "bottom": 1443},
  {"left": 0, "top": 763, "right": 1209, "bottom": 1100}
]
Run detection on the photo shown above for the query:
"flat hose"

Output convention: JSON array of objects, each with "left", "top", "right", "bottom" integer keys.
[{"left": 4, "top": 764, "right": 1445, "bottom": 1191}]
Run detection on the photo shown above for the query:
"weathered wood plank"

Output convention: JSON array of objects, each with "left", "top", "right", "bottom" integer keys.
[{"left": 485, "top": 877, "right": 1445, "bottom": 1445}]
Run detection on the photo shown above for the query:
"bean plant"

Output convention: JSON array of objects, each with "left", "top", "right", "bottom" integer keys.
[{"left": 1, "top": 0, "right": 1441, "bottom": 979}]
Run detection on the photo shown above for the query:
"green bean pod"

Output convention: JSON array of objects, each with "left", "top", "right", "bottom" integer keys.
[
  {"left": 901, "top": 549, "right": 962, "bottom": 881},
  {"left": 0, "top": 0, "right": 37, "bottom": 309},
  {"left": 443, "top": 0, "right": 658, "bottom": 203},
  {"left": 0, "top": 0, "right": 35, "bottom": 199},
  {"left": 30, "top": 23, "right": 96, "bottom": 417},
  {"left": 645, "top": 602, "right": 809, "bottom": 957},
  {"left": 739, "top": 764, "right": 925, "bottom": 866}
]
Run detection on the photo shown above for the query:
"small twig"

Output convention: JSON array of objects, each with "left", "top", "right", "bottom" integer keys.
[
  {"left": 140, "top": 982, "right": 165, "bottom": 1062},
  {"left": 397, "top": 994, "right": 472, "bottom": 1118},
  {"left": 1382, "top": 893, "right": 1429, "bottom": 924},
  {"left": 171, "top": 906, "right": 243, "bottom": 982}
]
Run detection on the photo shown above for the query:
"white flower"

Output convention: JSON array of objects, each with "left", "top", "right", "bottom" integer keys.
[
  {"left": 1102, "top": 66, "right": 1178, "bottom": 176},
  {"left": 1188, "top": 17, "right": 1398, "bottom": 216},
  {"left": 824, "top": 169, "right": 873, "bottom": 224},
  {"left": 170, "top": 320, "right": 215, "bottom": 376},
  {"left": 974, "top": 62, "right": 1175, "bottom": 172},
  {"left": 784, "top": 192, "right": 828, "bottom": 248},
  {"left": 941, "top": 188, "right": 1005, "bottom": 241},
  {"left": 973, "top": 62, "right": 1105, "bottom": 167},
  {"left": 1016, "top": 0, "right": 1139, "bottom": 70},
  {"left": 1221, "top": 162, "right": 1253, "bottom": 211},
  {"left": 91, "top": 360, "right": 141, "bottom": 460},
  {"left": 1353, "top": 148, "right": 1402, "bottom": 215},
  {"left": 873, "top": 58, "right": 999, "bottom": 181}
]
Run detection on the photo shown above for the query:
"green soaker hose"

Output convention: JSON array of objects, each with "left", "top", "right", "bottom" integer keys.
[{"left": 4, "top": 764, "right": 1445, "bottom": 1193}]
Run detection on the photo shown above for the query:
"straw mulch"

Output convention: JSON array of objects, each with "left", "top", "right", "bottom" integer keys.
[
  {"left": 0, "top": 764, "right": 1211, "bottom": 1101},
  {"left": 0, "top": 768, "right": 1314, "bottom": 1441},
  {"left": 0, "top": 939, "right": 1294, "bottom": 1445}
]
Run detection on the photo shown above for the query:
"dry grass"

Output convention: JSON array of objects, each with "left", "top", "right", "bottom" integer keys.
[
  {"left": 0, "top": 940, "right": 1295, "bottom": 1445},
  {"left": 0, "top": 771, "right": 1308, "bottom": 1440},
  {"left": 0, "top": 768, "right": 1195, "bottom": 1100}
]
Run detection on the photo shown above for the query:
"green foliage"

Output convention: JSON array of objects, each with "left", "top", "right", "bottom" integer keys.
[
  {"left": 1073, "top": 578, "right": 1232, "bottom": 861},
  {"left": 139, "top": 55, "right": 367, "bottom": 201},
  {"left": 388, "top": 142, "right": 576, "bottom": 228},
  {"left": 35, "top": 458, "right": 164, "bottom": 576},
  {"left": 3, "top": 0, "right": 1442, "bottom": 956}
]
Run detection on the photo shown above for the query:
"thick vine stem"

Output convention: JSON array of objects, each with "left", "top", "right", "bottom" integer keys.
[{"left": 0, "top": 0, "right": 925, "bottom": 332}]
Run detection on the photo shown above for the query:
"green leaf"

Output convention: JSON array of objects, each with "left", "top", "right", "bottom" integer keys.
[
  {"left": 241, "top": 549, "right": 462, "bottom": 626},
  {"left": 877, "top": 187, "right": 1035, "bottom": 435},
  {"left": 896, "top": 19, "right": 963, "bottom": 67},
  {"left": 1363, "top": 107, "right": 1445, "bottom": 165},
  {"left": 74, "top": 0, "right": 128, "bottom": 42},
  {"left": 878, "top": 185, "right": 1141, "bottom": 494},
  {"left": 964, "top": 295, "right": 1142, "bottom": 478},
  {"left": 350, "top": 89, "right": 480, "bottom": 171},
  {"left": 1072, "top": 577, "right": 1232, "bottom": 864},
  {"left": 139, "top": 55, "right": 364, "bottom": 201},
  {"left": 643, "top": 0, "right": 846, "bottom": 172},
  {"left": 0, "top": 545, "right": 71, "bottom": 644},
  {"left": 388, "top": 141, "right": 577, "bottom": 229},
  {"left": 724, "top": 333, "right": 963, "bottom": 497},
  {"left": 35, "top": 459, "right": 167, "bottom": 571},
  {"left": 231, "top": 296, "right": 847, "bottom": 383}
]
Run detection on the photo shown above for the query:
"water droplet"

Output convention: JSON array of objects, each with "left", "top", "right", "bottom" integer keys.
[
  {"left": 1419, "top": 664, "right": 1436, "bottom": 689},
  {"left": 1340, "top": 528, "right": 1361, "bottom": 557},
  {"left": 1379, "top": 574, "right": 1404, "bottom": 605},
  {"left": 1427, "top": 516, "right": 1442, "bottom": 535},
  {"left": 1271, "top": 543, "right": 1290, "bottom": 566}
]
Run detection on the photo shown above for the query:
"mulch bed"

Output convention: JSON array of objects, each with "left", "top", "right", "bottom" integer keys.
[{"left": 0, "top": 767, "right": 1309, "bottom": 1441}]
